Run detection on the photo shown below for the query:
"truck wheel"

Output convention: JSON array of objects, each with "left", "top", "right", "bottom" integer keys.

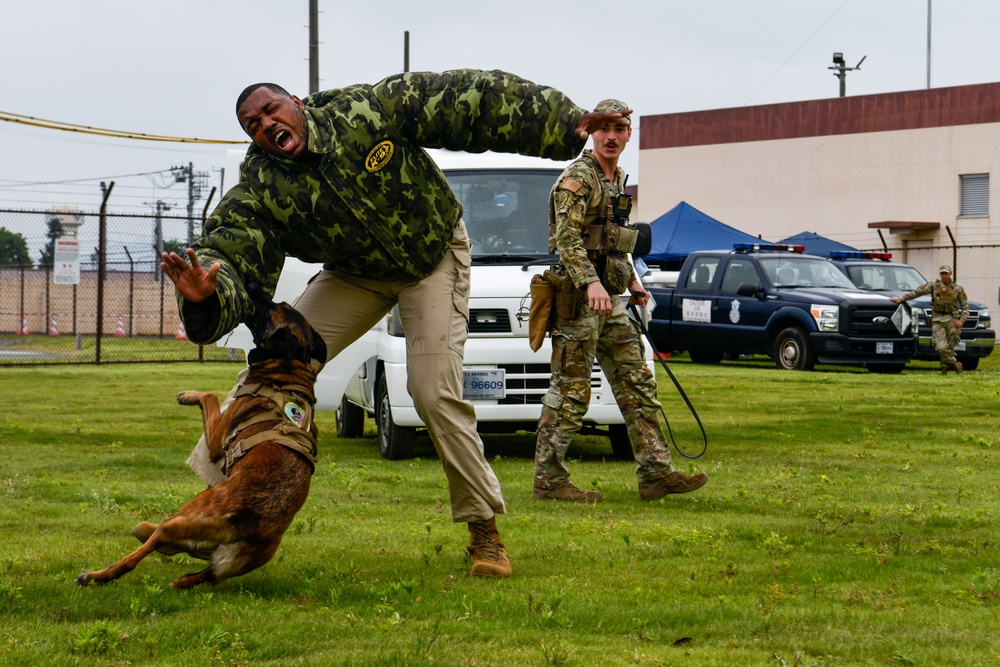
[
  {"left": 773, "top": 327, "right": 815, "bottom": 371},
  {"left": 376, "top": 374, "right": 416, "bottom": 460},
  {"left": 608, "top": 424, "right": 635, "bottom": 461},
  {"left": 336, "top": 395, "right": 366, "bottom": 438},
  {"left": 689, "top": 349, "right": 724, "bottom": 364},
  {"left": 867, "top": 363, "right": 905, "bottom": 374},
  {"left": 958, "top": 356, "right": 980, "bottom": 371}
]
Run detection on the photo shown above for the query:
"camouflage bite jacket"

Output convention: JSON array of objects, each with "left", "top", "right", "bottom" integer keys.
[{"left": 182, "top": 69, "right": 588, "bottom": 343}]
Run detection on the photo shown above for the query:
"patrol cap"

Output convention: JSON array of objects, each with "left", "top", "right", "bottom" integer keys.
[
  {"left": 593, "top": 99, "right": 631, "bottom": 124},
  {"left": 939, "top": 264, "right": 952, "bottom": 273}
]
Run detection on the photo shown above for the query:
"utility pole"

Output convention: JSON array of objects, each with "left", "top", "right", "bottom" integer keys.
[
  {"left": 171, "top": 162, "right": 209, "bottom": 245},
  {"left": 829, "top": 52, "right": 866, "bottom": 97},
  {"left": 309, "top": 0, "right": 320, "bottom": 94},
  {"left": 926, "top": 0, "right": 932, "bottom": 88},
  {"left": 404, "top": 31, "right": 409, "bottom": 72},
  {"left": 146, "top": 200, "right": 170, "bottom": 280}
]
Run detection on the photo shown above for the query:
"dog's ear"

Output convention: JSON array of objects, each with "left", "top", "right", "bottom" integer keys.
[{"left": 245, "top": 282, "right": 275, "bottom": 347}]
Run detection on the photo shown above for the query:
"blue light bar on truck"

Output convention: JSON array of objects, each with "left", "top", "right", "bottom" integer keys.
[
  {"left": 733, "top": 243, "right": 805, "bottom": 253},
  {"left": 828, "top": 251, "right": 893, "bottom": 260}
]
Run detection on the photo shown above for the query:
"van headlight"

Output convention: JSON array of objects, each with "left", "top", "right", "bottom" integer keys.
[
  {"left": 978, "top": 308, "right": 990, "bottom": 329},
  {"left": 810, "top": 304, "right": 839, "bottom": 332},
  {"left": 386, "top": 305, "right": 405, "bottom": 337}
]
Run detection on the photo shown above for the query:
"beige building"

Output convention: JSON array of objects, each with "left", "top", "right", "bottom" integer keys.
[{"left": 638, "top": 82, "right": 1000, "bottom": 312}]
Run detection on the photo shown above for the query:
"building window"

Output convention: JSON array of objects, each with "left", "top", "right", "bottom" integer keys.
[{"left": 959, "top": 173, "right": 989, "bottom": 217}]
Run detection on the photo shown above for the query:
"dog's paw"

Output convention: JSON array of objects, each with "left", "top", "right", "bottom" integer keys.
[
  {"left": 176, "top": 391, "right": 201, "bottom": 405},
  {"left": 75, "top": 572, "right": 93, "bottom": 586}
]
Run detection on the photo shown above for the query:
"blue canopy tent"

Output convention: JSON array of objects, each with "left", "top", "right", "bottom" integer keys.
[
  {"left": 640, "top": 201, "right": 764, "bottom": 265},
  {"left": 776, "top": 231, "right": 858, "bottom": 256}
]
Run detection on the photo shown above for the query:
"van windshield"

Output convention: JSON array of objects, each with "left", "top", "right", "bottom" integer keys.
[{"left": 444, "top": 168, "right": 562, "bottom": 258}]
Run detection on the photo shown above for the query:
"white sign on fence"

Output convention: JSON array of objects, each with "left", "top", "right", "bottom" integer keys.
[{"left": 53, "top": 239, "right": 80, "bottom": 285}]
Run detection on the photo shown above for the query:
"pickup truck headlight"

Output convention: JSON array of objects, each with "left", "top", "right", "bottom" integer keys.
[
  {"left": 978, "top": 308, "right": 991, "bottom": 329},
  {"left": 810, "top": 304, "right": 840, "bottom": 332}
]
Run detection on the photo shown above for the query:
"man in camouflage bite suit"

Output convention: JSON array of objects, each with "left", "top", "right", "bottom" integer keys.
[
  {"left": 532, "top": 99, "right": 708, "bottom": 503},
  {"left": 160, "top": 70, "right": 627, "bottom": 579},
  {"left": 891, "top": 265, "right": 969, "bottom": 375}
]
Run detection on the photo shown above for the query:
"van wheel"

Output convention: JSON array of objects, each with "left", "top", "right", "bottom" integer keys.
[
  {"left": 608, "top": 424, "right": 635, "bottom": 461},
  {"left": 773, "top": 327, "right": 815, "bottom": 371},
  {"left": 376, "top": 374, "right": 415, "bottom": 460},
  {"left": 336, "top": 395, "right": 365, "bottom": 438}
]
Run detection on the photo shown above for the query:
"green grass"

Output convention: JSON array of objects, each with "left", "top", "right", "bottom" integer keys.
[{"left": 1, "top": 355, "right": 998, "bottom": 666}]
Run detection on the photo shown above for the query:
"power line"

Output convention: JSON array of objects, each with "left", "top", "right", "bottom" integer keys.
[
  {"left": 0, "top": 110, "right": 250, "bottom": 145},
  {"left": 743, "top": 0, "right": 849, "bottom": 106}
]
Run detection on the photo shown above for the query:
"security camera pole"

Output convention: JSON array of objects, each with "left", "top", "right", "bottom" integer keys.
[{"left": 829, "top": 52, "right": 866, "bottom": 97}]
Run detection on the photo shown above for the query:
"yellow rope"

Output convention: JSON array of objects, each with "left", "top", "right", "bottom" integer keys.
[{"left": 0, "top": 110, "right": 250, "bottom": 145}]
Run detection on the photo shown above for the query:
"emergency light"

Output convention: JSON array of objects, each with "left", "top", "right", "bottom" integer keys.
[
  {"left": 733, "top": 243, "right": 805, "bottom": 253},
  {"left": 828, "top": 251, "right": 893, "bottom": 261}
]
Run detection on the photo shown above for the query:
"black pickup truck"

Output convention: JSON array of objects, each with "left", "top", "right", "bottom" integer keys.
[
  {"left": 644, "top": 244, "right": 919, "bottom": 372},
  {"left": 826, "top": 252, "right": 995, "bottom": 370}
]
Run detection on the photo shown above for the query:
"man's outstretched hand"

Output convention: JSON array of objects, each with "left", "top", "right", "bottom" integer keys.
[
  {"left": 160, "top": 249, "right": 220, "bottom": 303},
  {"left": 575, "top": 108, "right": 633, "bottom": 141}
]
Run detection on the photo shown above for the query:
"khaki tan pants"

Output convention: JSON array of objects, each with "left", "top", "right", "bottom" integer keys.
[{"left": 187, "top": 222, "right": 506, "bottom": 523}]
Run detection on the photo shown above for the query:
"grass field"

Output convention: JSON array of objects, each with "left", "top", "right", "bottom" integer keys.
[{"left": 1, "top": 353, "right": 998, "bottom": 666}]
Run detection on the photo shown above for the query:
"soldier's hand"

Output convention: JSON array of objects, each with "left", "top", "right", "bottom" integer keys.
[
  {"left": 628, "top": 280, "right": 650, "bottom": 308},
  {"left": 587, "top": 281, "right": 612, "bottom": 317},
  {"left": 575, "top": 108, "right": 633, "bottom": 141},
  {"left": 160, "top": 249, "right": 220, "bottom": 303},
  {"left": 953, "top": 320, "right": 963, "bottom": 329},
  {"left": 890, "top": 297, "right": 901, "bottom": 303}
]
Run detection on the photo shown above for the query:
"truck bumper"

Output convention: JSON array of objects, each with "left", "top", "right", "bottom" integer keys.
[
  {"left": 914, "top": 331, "right": 995, "bottom": 360},
  {"left": 809, "top": 332, "right": 917, "bottom": 366}
]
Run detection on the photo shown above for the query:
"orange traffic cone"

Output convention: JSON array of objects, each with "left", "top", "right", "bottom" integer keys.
[
  {"left": 114, "top": 316, "right": 126, "bottom": 337},
  {"left": 175, "top": 321, "right": 187, "bottom": 340},
  {"left": 17, "top": 316, "right": 29, "bottom": 336},
  {"left": 49, "top": 316, "right": 59, "bottom": 336}
]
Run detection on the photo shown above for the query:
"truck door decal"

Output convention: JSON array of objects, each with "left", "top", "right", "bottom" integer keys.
[
  {"left": 729, "top": 299, "right": 741, "bottom": 323},
  {"left": 683, "top": 298, "right": 711, "bottom": 323}
]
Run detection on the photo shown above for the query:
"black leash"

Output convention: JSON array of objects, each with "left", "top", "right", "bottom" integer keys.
[{"left": 628, "top": 303, "right": 708, "bottom": 459}]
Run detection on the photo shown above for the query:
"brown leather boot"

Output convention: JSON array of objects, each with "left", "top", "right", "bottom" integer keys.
[
  {"left": 954, "top": 361, "right": 963, "bottom": 374},
  {"left": 467, "top": 517, "right": 511, "bottom": 578},
  {"left": 532, "top": 483, "right": 602, "bottom": 503},
  {"left": 638, "top": 471, "right": 709, "bottom": 501}
]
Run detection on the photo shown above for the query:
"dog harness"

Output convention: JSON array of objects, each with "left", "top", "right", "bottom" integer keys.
[{"left": 221, "top": 381, "right": 318, "bottom": 476}]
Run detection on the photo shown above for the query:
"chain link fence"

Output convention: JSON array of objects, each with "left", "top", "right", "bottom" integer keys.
[
  {"left": 862, "top": 242, "right": 1000, "bottom": 318},
  {"left": 0, "top": 202, "right": 242, "bottom": 366}
]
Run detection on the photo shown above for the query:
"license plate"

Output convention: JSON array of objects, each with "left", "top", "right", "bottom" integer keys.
[
  {"left": 876, "top": 342, "right": 894, "bottom": 354},
  {"left": 463, "top": 369, "right": 505, "bottom": 399},
  {"left": 955, "top": 341, "right": 967, "bottom": 352}
]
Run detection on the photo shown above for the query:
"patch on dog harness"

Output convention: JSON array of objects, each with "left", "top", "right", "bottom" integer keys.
[
  {"left": 284, "top": 401, "right": 309, "bottom": 429},
  {"left": 223, "top": 382, "right": 318, "bottom": 476}
]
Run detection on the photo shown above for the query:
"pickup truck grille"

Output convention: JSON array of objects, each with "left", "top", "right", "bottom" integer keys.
[
  {"left": 847, "top": 305, "right": 907, "bottom": 336},
  {"left": 495, "top": 362, "right": 603, "bottom": 405},
  {"left": 920, "top": 308, "right": 983, "bottom": 330},
  {"left": 469, "top": 308, "right": 512, "bottom": 334}
]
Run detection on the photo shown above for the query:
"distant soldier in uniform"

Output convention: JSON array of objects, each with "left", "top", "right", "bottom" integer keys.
[
  {"left": 160, "top": 70, "right": 629, "bottom": 579},
  {"left": 532, "top": 99, "right": 708, "bottom": 503},
  {"left": 892, "top": 264, "right": 969, "bottom": 375}
]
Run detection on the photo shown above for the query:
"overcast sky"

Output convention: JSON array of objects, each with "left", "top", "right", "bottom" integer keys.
[{"left": 3, "top": 0, "right": 1000, "bottom": 217}]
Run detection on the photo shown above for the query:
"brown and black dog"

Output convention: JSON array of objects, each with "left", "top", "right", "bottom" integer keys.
[{"left": 77, "top": 288, "right": 327, "bottom": 589}]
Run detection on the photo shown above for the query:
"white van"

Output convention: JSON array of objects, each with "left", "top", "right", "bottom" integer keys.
[{"left": 218, "top": 149, "right": 651, "bottom": 460}]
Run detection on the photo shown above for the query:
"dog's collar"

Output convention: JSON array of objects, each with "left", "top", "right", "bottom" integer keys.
[{"left": 246, "top": 347, "right": 317, "bottom": 367}]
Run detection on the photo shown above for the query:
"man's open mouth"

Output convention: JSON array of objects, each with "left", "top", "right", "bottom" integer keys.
[{"left": 274, "top": 129, "right": 292, "bottom": 149}]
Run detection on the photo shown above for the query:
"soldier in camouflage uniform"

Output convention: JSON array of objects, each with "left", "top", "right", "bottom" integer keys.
[
  {"left": 160, "top": 70, "right": 627, "bottom": 578},
  {"left": 892, "top": 264, "right": 970, "bottom": 375},
  {"left": 532, "top": 99, "right": 709, "bottom": 503}
]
